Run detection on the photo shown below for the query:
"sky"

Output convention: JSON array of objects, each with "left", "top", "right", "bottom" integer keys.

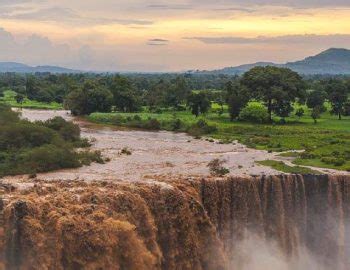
[{"left": 0, "top": 0, "right": 349, "bottom": 72}]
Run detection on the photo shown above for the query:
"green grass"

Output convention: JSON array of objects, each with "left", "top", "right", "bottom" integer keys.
[
  {"left": 0, "top": 90, "right": 63, "bottom": 110},
  {"left": 256, "top": 160, "right": 322, "bottom": 174},
  {"left": 88, "top": 103, "right": 350, "bottom": 172}
]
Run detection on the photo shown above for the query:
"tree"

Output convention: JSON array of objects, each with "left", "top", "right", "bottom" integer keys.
[
  {"left": 344, "top": 101, "right": 350, "bottom": 116},
  {"left": 295, "top": 108, "right": 305, "bottom": 119},
  {"left": 64, "top": 81, "right": 113, "bottom": 116},
  {"left": 311, "top": 107, "right": 321, "bottom": 124},
  {"left": 109, "top": 76, "right": 141, "bottom": 112},
  {"left": 225, "top": 81, "right": 249, "bottom": 121},
  {"left": 64, "top": 89, "right": 87, "bottom": 116},
  {"left": 324, "top": 79, "right": 349, "bottom": 120},
  {"left": 86, "top": 86, "right": 113, "bottom": 114},
  {"left": 306, "top": 90, "right": 327, "bottom": 123},
  {"left": 273, "top": 100, "right": 293, "bottom": 122},
  {"left": 146, "top": 79, "right": 168, "bottom": 109},
  {"left": 164, "top": 76, "right": 190, "bottom": 109},
  {"left": 25, "top": 76, "right": 39, "bottom": 100},
  {"left": 239, "top": 104, "right": 269, "bottom": 123},
  {"left": 241, "top": 66, "right": 306, "bottom": 122},
  {"left": 307, "top": 90, "right": 326, "bottom": 111},
  {"left": 187, "top": 92, "right": 210, "bottom": 117},
  {"left": 215, "top": 91, "right": 226, "bottom": 116},
  {"left": 15, "top": 93, "right": 25, "bottom": 105}
]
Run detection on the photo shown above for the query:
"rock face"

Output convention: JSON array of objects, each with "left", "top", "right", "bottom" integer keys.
[{"left": 0, "top": 175, "right": 349, "bottom": 270}]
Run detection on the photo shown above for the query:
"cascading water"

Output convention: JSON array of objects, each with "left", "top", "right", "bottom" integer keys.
[{"left": 0, "top": 174, "right": 349, "bottom": 270}]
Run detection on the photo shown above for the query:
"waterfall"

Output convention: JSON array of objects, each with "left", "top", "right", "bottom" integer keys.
[{"left": 0, "top": 175, "right": 349, "bottom": 269}]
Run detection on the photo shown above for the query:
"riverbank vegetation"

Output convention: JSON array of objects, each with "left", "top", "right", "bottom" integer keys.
[
  {"left": 0, "top": 104, "right": 102, "bottom": 176},
  {"left": 0, "top": 69, "right": 349, "bottom": 171}
]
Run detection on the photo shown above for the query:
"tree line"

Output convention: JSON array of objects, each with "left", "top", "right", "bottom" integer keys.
[{"left": 0, "top": 68, "right": 349, "bottom": 123}]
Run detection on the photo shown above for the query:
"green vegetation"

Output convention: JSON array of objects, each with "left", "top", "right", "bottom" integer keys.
[
  {"left": 88, "top": 104, "right": 350, "bottom": 171},
  {"left": 207, "top": 158, "right": 230, "bottom": 176},
  {"left": 238, "top": 103, "right": 269, "bottom": 123},
  {"left": 0, "top": 90, "right": 62, "bottom": 109},
  {"left": 256, "top": 160, "right": 322, "bottom": 174},
  {"left": 0, "top": 104, "right": 102, "bottom": 177},
  {"left": 0, "top": 69, "right": 349, "bottom": 172}
]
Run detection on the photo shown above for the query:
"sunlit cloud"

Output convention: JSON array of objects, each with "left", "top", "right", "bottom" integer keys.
[{"left": 0, "top": 0, "right": 349, "bottom": 71}]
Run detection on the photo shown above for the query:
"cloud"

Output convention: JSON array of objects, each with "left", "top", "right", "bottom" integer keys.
[
  {"left": 147, "top": 38, "right": 169, "bottom": 46},
  {"left": 188, "top": 0, "right": 350, "bottom": 8},
  {"left": 0, "top": 0, "right": 32, "bottom": 5},
  {"left": 185, "top": 34, "right": 350, "bottom": 45},
  {"left": 0, "top": 27, "right": 94, "bottom": 69},
  {"left": 10, "top": 7, "right": 78, "bottom": 21},
  {"left": 146, "top": 4, "right": 193, "bottom": 10},
  {"left": 212, "top": 7, "right": 257, "bottom": 13},
  {"left": 2, "top": 6, "right": 154, "bottom": 26}
]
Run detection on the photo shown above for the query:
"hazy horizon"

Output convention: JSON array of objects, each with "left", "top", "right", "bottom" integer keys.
[{"left": 0, "top": 0, "right": 349, "bottom": 72}]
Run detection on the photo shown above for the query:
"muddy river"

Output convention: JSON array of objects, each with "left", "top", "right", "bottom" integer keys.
[{"left": 11, "top": 109, "right": 344, "bottom": 182}]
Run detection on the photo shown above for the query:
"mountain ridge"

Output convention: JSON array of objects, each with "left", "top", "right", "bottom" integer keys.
[
  {"left": 0, "top": 62, "right": 80, "bottom": 74},
  {"left": 1, "top": 48, "right": 350, "bottom": 75},
  {"left": 200, "top": 48, "right": 350, "bottom": 75}
]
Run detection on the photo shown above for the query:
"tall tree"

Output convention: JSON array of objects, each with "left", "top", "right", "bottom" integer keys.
[
  {"left": 109, "top": 76, "right": 141, "bottom": 112},
  {"left": 146, "top": 79, "right": 168, "bottom": 109},
  {"left": 25, "top": 76, "right": 39, "bottom": 100},
  {"left": 307, "top": 90, "right": 326, "bottom": 110},
  {"left": 324, "top": 79, "right": 349, "bottom": 120},
  {"left": 225, "top": 81, "right": 249, "bottom": 121},
  {"left": 241, "top": 66, "right": 306, "bottom": 122},
  {"left": 187, "top": 92, "right": 211, "bottom": 117},
  {"left": 165, "top": 76, "right": 190, "bottom": 109},
  {"left": 64, "top": 81, "right": 113, "bottom": 116}
]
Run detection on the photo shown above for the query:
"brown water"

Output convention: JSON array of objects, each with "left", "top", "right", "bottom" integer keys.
[
  {"left": 1, "top": 175, "right": 349, "bottom": 270},
  {"left": 17, "top": 109, "right": 283, "bottom": 181}
]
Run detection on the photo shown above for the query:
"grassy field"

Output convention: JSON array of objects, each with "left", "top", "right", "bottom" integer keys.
[
  {"left": 256, "top": 160, "right": 322, "bottom": 174},
  {"left": 0, "top": 90, "right": 63, "bottom": 110},
  {"left": 88, "top": 103, "right": 350, "bottom": 172}
]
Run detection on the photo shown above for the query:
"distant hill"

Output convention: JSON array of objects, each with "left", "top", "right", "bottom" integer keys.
[
  {"left": 201, "top": 48, "right": 350, "bottom": 75},
  {"left": 2, "top": 48, "right": 350, "bottom": 75},
  {"left": 0, "top": 62, "right": 80, "bottom": 74}
]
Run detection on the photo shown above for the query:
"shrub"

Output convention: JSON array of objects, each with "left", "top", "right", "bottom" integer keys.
[
  {"left": 113, "top": 115, "right": 126, "bottom": 125},
  {"left": 43, "top": 117, "right": 80, "bottom": 142},
  {"left": 321, "top": 157, "right": 345, "bottom": 166},
  {"left": 239, "top": 104, "right": 269, "bottom": 123},
  {"left": 295, "top": 108, "right": 305, "bottom": 119},
  {"left": 133, "top": 115, "right": 142, "bottom": 121},
  {"left": 207, "top": 158, "right": 230, "bottom": 176},
  {"left": 120, "top": 147, "right": 132, "bottom": 155},
  {"left": 78, "top": 150, "right": 104, "bottom": 165},
  {"left": 18, "top": 144, "right": 81, "bottom": 173},
  {"left": 187, "top": 120, "right": 217, "bottom": 137},
  {"left": 0, "top": 122, "right": 58, "bottom": 150},
  {"left": 299, "top": 151, "right": 317, "bottom": 159},
  {"left": 170, "top": 118, "right": 183, "bottom": 131},
  {"left": 143, "top": 118, "right": 161, "bottom": 130},
  {"left": 0, "top": 105, "right": 104, "bottom": 176}
]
